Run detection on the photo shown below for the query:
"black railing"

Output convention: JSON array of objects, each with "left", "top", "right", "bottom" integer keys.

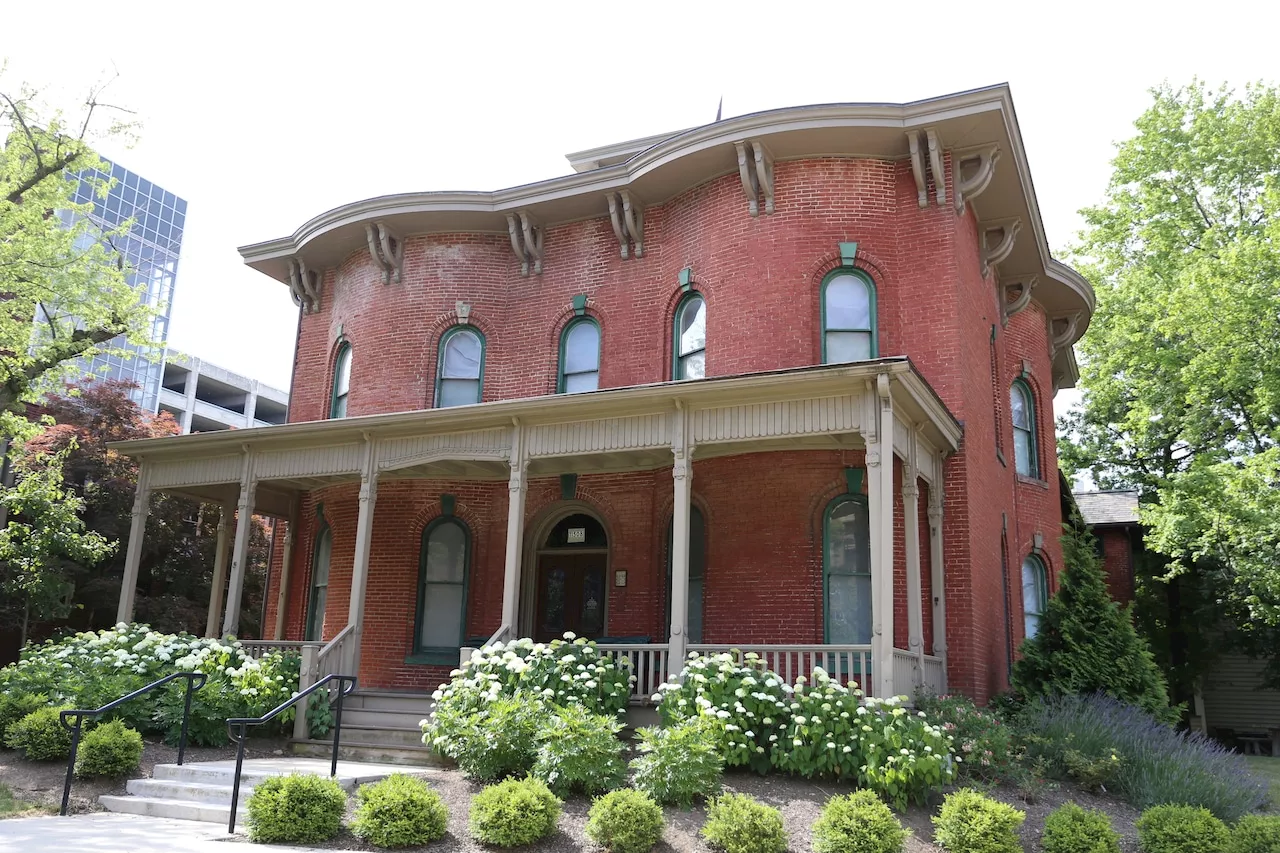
[
  {"left": 225, "top": 673, "right": 357, "bottom": 833},
  {"left": 58, "top": 671, "right": 208, "bottom": 816}
]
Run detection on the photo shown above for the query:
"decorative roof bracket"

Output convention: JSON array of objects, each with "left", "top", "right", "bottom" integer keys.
[
  {"left": 606, "top": 190, "right": 645, "bottom": 259},
  {"left": 1050, "top": 312, "right": 1082, "bottom": 357},
  {"left": 954, "top": 145, "right": 1001, "bottom": 214},
  {"left": 926, "top": 129, "right": 946, "bottom": 206},
  {"left": 364, "top": 222, "right": 404, "bottom": 284},
  {"left": 507, "top": 211, "right": 544, "bottom": 276},
  {"left": 1000, "top": 275, "right": 1038, "bottom": 325},
  {"left": 907, "top": 131, "right": 927, "bottom": 208},
  {"left": 286, "top": 257, "right": 323, "bottom": 314},
  {"left": 979, "top": 218, "right": 1022, "bottom": 278},
  {"left": 734, "top": 139, "right": 775, "bottom": 216}
]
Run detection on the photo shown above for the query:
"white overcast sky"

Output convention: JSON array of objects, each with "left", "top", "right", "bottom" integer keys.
[{"left": 3, "top": 1, "right": 1277, "bottom": 394}]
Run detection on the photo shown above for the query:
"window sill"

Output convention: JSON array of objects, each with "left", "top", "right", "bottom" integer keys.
[
  {"left": 404, "top": 650, "right": 459, "bottom": 667},
  {"left": 1016, "top": 475, "right": 1049, "bottom": 490}
]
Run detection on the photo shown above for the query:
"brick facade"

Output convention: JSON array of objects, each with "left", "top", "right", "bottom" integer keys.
[{"left": 266, "top": 155, "right": 1068, "bottom": 704}]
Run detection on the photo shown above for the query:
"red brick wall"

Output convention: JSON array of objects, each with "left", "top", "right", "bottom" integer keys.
[
  {"left": 1096, "top": 528, "right": 1136, "bottom": 604},
  {"left": 272, "top": 154, "right": 1070, "bottom": 703}
]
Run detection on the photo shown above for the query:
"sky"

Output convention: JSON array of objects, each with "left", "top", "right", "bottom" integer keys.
[{"left": 2, "top": 1, "right": 1277, "bottom": 396}]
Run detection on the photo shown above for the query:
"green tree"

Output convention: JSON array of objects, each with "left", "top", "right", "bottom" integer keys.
[
  {"left": 1012, "top": 515, "right": 1175, "bottom": 722},
  {"left": 1060, "top": 80, "right": 1280, "bottom": 693}
]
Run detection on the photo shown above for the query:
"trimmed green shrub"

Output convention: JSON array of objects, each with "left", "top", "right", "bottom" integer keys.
[
  {"left": 532, "top": 703, "right": 625, "bottom": 795},
  {"left": 1043, "top": 803, "right": 1120, "bottom": 853},
  {"left": 812, "top": 790, "right": 907, "bottom": 853},
  {"left": 5, "top": 706, "right": 73, "bottom": 761},
  {"left": 914, "top": 692, "right": 1017, "bottom": 783},
  {"left": 584, "top": 789, "right": 665, "bottom": 853},
  {"left": 700, "top": 793, "right": 787, "bottom": 853},
  {"left": 245, "top": 773, "right": 347, "bottom": 845},
  {"left": 350, "top": 774, "right": 448, "bottom": 848},
  {"left": 468, "top": 777, "right": 562, "bottom": 847},
  {"left": 1228, "top": 815, "right": 1280, "bottom": 853},
  {"left": 629, "top": 718, "right": 724, "bottom": 807},
  {"left": 0, "top": 693, "right": 47, "bottom": 741},
  {"left": 932, "top": 789, "right": 1025, "bottom": 853},
  {"left": 1136, "top": 805, "right": 1229, "bottom": 853},
  {"left": 1012, "top": 515, "right": 1175, "bottom": 723},
  {"left": 75, "top": 720, "right": 143, "bottom": 778},
  {"left": 445, "top": 695, "right": 543, "bottom": 782}
]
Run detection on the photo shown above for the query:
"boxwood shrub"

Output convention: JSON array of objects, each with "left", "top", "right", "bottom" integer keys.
[
  {"left": 1042, "top": 802, "right": 1120, "bottom": 853},
  {"left": 245, "top": 773, "right": 347, "bottom": 845},
  {"left": 350, "top": 774, "right": 448, "bottom": 848},
  {"left": 75, "top": 720, "right": 144, "bottom": 778},
  {"left": 468, "top": 777, "right": 562, "bottom": 847},
  {"left": 812, "top": 790, "right": 908, "bottom": 853},
  {"left": 584, "top": 789, "right": 665, "bottom": 853},
  {"left": 700, "top": 793, "right": 787, "bottom": 853},
  {"left": 931, "top": 789, "right": 1025, "bottom": 853},
  {"left": 1135, "top": 805, "right": 1230, "bottom": 853},
  {"left": 5, "top": 706, "right": 74, "bottom": 761}
]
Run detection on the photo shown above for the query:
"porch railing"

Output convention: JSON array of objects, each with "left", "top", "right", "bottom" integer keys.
[
  {"left": 688, "top": 644, "right": 874, "bottom": 694},
  {"left": 596, "top": 644, "right": 670, "bottom": 702},
  {"left": 921, "top": 654, "right": 945, "bottom": 696},
  {"left": 292, "top": 625, "right": 356, "bottom": 740},
  {"left": 890, "top": 649, "right": 948, "bottom": 699},
  {"left": 240, "top": 639, "right": 311, "bottom": 659}
]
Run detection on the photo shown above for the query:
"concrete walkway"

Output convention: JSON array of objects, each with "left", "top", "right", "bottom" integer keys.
[{"left": 0, "top": 812, "right": 320, "bottom": 851}]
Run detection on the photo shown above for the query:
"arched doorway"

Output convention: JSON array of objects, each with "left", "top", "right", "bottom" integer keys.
[{"left": 531, "top": 512, "right": 608, "bottom": 642}]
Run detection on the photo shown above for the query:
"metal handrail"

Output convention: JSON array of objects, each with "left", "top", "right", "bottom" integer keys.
[
  {"left": 58, "top": 671, "right": 207, "bottom": 816},
  {"left": 224, "top": 673, "right": 357, "bottom": 833}
]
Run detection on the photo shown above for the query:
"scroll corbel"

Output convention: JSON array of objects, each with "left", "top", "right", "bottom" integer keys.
[
  {"left": 365, "top": 224, "right": 392, "bottom": 283},
  {"left": 735, "top": 140, "right": 760, "bottom": 215},
  {"left": 979, "top": 218, "right": 1022, "bottom": 278},
  {"left": 907, "top": 131, "right": 927, "bottom": 208},
  {"left": 607, "top": 190, "right": 645, "bottom": 259},
  {"left": 926, "top": 130, "right": 946, "bottom": 206},
  {"left": 954, "top": 146, "right": 1001, "bottom": 214},
  {"left": 507, "top": 211, "right": 544, "bottom": 276},
  {"left": 286, "top": 257, "right": 323, "bottom": 314},
  {"left": 1000, "top": 276, "right": 1038, "bottom": 324},
  {"left": 1050, "top": 312, "right": 1082, "bottom": 357},
  {"left": 375, "top": 222, "right": 404, "bottom": 284},
  {"left": 753, "top": 140, "right": 775, "bottom": 214}
]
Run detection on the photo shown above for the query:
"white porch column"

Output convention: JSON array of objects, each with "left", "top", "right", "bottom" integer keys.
[
  {"left": 867, "top": 375, "right": 896, "bottom": 699},
  {"left": 928, "top": 472, "right": 948, "bottom": 679},
  {"left": 668, "top": 404, "right": 693, "bottom": 675},
  {"left": 221, "top": 454, "right": 257, "bottom": 637},
  {"left": 347, "top": 440, "right": 378, "bottom": 675},
  {"left": 273, "top": 498, "right": 300, "bottom": 640},
  {"left": 204, "top": 501, "right": 234, "bottom": 637},
  {"left": 115, "top": 470, "right": 151, "bottom": 624},
  {"left": 903, "top": 451, "right": 925, "bottom": 679},
  {"left": 500, "top": 423, "right": 527, "bottom": 635}
]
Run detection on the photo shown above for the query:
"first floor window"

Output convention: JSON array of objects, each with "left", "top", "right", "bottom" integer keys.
[
  {"left": 824, "top": 496, "right": 871, "bottom": 644},
  {"left": 666, "top": 506, "right": 706, "bottom": 643},
  {"left": 305, "top": 527, "right": 332, "bottom": 642},
  {"left": 1022, "top": 555, "right": 1047, "bottom": 639},
  {"left": 437, "top": 327, "right": 483, "bottom": 407},
  {"left": 415, "top": 518, "right": 469, "bottom": 656}
]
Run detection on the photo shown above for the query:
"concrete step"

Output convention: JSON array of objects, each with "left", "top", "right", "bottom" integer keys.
[
  {"left": 292, "top": 738, "right": 449, "bottom": 768},
  {"left": 347, "top": 690, "right": 434, "bottom": 714},
  {"left": 98, "top": 794, "right": 241, "bottom": 826},
  {"left": 319, "top": 724, "right": 425, "bottom": 747},
  {"left": 126, "top": 777, "right": 252, "bottom": 804},
  {"left": 338, "top": 707, "right": 430, "bottom": 729}
]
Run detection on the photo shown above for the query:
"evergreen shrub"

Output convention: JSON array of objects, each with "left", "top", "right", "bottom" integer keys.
[
  {"left": 931, "top": 789, "right": 1025, "bottom": 853},
  {"left": 75, "top": 720, "right": 143, "bottom": 778},
  {"left": 812, "top": 790, "right": 907, "bottom": 853},
  {"left": 468, "top": 777, "right": 562, "bottom": 847},
  {"left": 699, "top": 793, "right": 787, "bottom": 853},
  {"left": 1135, "top": 805, "right": 1229, "bottom": 853},
  {"left": 584, "top": 789, "right": 665, "bottom": 853},
  {"left": 350, "top": 774, "right": 448, "bottom": 848},
  {"left": 245, "top": 773, "right": 347, "bottom": 845}
]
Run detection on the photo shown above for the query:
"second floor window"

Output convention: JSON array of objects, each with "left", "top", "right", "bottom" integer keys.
[
  {"left": 559, "top": 319, "right": 600, "bottom": 393},
  {"left": 437, "top": 327, "right": 483, "bottom": 407},
  {"left": 1011, "top": 379, "right": 1039, "bottom": 478},
  {"left": 330, "top": 344, "right": 351, "bottom": 418},
  {"left": 674, "top": 293, "right": 706, "bottom": 379},
  {"left": 821, "top": 270, "right": 876, "bottom": 364}
]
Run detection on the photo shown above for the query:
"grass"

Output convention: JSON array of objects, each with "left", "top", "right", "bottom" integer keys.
[
  {"left": 1245, "top": 756, "right": 1280, "bottom": 809},
  {"left": 0, "top": 783, "right": 51, "bottom": 819}
]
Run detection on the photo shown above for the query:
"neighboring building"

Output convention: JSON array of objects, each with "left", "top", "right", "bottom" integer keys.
[
  {"left": 69, "top": 159, "right": 186, "bottom": 414},
  {"left": 1074, "top": 489, "right": 1141, "bottom": 602},
  {"left": 108, "top": 86, "right": 1095, "bottom": 728},
  {"left": 159, "top": 354, "right": 289, "bottom": 433}
]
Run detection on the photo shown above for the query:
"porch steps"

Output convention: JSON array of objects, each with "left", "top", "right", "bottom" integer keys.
[
  {"left": 98, "top": 758, "right": 410, "bottom": 827},
  {"left": 291, "top": 689, "right": 445, "bottom": 767}
]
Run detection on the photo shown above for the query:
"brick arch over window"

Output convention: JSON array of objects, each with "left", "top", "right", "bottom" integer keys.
[{"left": 525, "top": 486, "right": 621, "bottom": 540}]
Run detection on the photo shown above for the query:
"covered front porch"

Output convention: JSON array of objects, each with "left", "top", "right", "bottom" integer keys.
[{"left": 112, "top": 359, "right": 960, "bottom": 714}]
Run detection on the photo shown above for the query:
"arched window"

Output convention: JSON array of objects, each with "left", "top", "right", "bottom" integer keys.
[
  {"left": 1011, "top": 379, "right": 1039, "bottom": 478},
  {"left": 824, "top": 496, "right": 871, "bottom": 644},
  {"left": 305, "top": 525, "right": 332, "bottom": 642},
  {"left": 666, "top": 506, "right": 706, "bottom": 643},
  {"left": 673, "top": 294, "right": 706, "bottom": 380},
  {"left": 330, "top": 343, "right": 351, "bottom": 418},
  {"left": 414, "top": 518, "right": 470, "bottom": 658},
  {"left": 821, "top": 270, "right": 876, "bottom": 364},
  {"left": 559, "top": 319, "right": 600, "bottom": 393},
  {"left": 1021, "top": 554, "right": 1047, "bottom": 639},
  {"left": 436, "top": 327, "right": 484, "bottom": 408}
]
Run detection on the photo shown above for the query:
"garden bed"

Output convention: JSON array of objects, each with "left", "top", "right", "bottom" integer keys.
[
  {"left": 225, "top": 764, "right": 1145, "bottom": 853},
  {"left": 0, "top": 734, "right": 288, "bottom": 816}
]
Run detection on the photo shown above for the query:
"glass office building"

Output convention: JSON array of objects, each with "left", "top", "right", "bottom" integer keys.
[{"left": 70, "top": 159, "right": 186, "bottom": 412}]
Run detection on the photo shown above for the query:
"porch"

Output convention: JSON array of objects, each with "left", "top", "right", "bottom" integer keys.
[{"left": 110, "top": 359, "right": 959, "bottom": 719}]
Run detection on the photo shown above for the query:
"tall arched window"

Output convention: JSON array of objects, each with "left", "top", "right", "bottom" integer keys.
[
  {"left": 666, "top": 506, "right": 706, "bottom": 643},
  {"left": 559, "top": 318, "right": 600, "bottom": 393},
  {"left": 824, "top": 496, "right": 871, "bottom": 644},
  {"left": 305, "top": 525, "right": 332, "bottom": 642},
  {"left": 1011, "top": 379, "right": 1039, "bottom": 478},
  {"left": 673, "top": 294, "right": 706, "bottom": 380},
  {"left": 821, "top": 270, "right": 876, "bottom": 364},
  {"left": 330, "top": 343, "right": 352, "bottom": 418},
  {"left": 436, "top": 327, "right": 484, "bottom": 408},
  {"left": 1021, "top": 554, "right": 1047, "bottom": 639},
  {"left": 414, "top": 518, "right": 470, "bottom": 659}
]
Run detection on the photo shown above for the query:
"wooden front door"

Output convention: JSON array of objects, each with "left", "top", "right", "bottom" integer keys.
[{"left": 535, "top": 552, "right": 607, "bottom": 642}]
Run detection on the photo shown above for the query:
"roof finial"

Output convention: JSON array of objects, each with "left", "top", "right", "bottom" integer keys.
[{"left": 715, "top": 95, "right": 723, "bottom": 122}]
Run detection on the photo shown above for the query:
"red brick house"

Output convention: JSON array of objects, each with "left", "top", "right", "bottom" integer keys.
[{"left": 110, "top": 85, "right": 1093, "bottom": 740}]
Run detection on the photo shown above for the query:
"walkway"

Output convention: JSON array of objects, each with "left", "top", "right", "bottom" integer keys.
[{"left": 0, "top": 812, "right": 310, "bottom": 851}]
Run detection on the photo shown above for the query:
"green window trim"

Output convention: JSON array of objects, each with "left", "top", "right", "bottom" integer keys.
[
  {"left": 557, "top": 317, "right": 601, "bottom": 393},
  {"left": 304, "top": 524, "right": 332, "bottom": 642},
  {"left": 820, "top": 267, "right": 878, "bottom": 364},
  {"left": 435, "top": 325, "right": 485, "bottom": 408},
  {"left": 1021, "top": 554, "right": 1047, "bottom": 639},
  {"left": 822, "top": 493, "right": 872, "bottom": 645},
  {"left": 330, "top": 342, "right": 352, "bottom": 419},
  {"left": 1010, "top": 378, "right": 1040, "bottom": 479},
  {"left": 413, "top": 516, "right": 472, "bottom": 661},
  {"left": 672, "top": 291, "right": 707, "bottom": 380}
]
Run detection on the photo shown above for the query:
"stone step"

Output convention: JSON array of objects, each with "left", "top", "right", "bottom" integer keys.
[
  {"left": 346, "top": 690, "right": 434, "bottom": 714},
  {"left": 98, "top": 794, "right": 242, "bottom": 826},
  {"left": 319, "top": 724, "right": 425, "bottom": 747},
  {"left": 338, "top": 707, "right": 431, "bottom": 729},
  {"left": 292, "top": 738, "right": 449, "bottom": 768},
  {"left": 126, "top": 777, "right": 251, "bottom": 804}
]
